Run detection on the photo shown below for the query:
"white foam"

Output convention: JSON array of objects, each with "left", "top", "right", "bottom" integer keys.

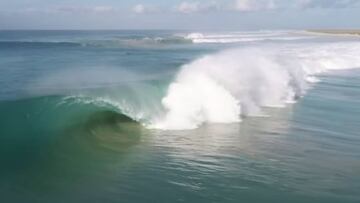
[{"left": 152, "top": 42, "right": 360, "bottom": 130}]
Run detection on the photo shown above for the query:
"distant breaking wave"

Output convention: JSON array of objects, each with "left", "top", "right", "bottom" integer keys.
[
  {"left": 183, "top": 31, "right": 315, "bottom": 44},
  {"left": 151, "top": 42, "right": 360, "bottom": 130}
]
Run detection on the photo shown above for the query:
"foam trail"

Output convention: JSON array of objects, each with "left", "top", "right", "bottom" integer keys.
[{"left": 152, "top": 42, "right": 360, "bottom": 130}]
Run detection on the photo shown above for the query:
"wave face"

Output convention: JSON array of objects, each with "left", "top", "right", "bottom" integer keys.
[
  {"left": 0, "top": 95, "right": 142, "bottom": 140},
  {"left": 152, "top": 42, "right": 360, "bottom": 130}
]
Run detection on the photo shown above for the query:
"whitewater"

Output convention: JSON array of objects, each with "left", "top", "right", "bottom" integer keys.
[{"left": 151, "top": 40, "right": 360, "bottom": 129}]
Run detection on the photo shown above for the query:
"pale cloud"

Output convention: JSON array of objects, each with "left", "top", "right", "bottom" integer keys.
[
  {"left": 234, "top": 0, "right": 276, "bottom": 11},
  {"left": 132, "top": 4, "right": 160, "bottom": 14},
  {"left": 176, "top": 2, "right": 201, "bottom": 13},
  {"left": 133, "top": 4, "right": 146, "bottom": 14},
  {"left": 175, "top": 1, "right": 222, "bottom": 13}
]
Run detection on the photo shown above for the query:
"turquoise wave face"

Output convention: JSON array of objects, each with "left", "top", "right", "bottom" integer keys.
[
  {"left": 1, "top": 30, "right": 360, "bottom": 203},
  {"left": 0, "top": 95, "right": 143, "bottom": 169}
]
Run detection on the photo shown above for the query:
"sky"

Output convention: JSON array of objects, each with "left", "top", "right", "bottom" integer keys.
[{"left": 0, "top": 0, "right": 360, "bottom": 30}]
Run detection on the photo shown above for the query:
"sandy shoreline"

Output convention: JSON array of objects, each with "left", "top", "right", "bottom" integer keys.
[{"left": 307, "top": 29, "right": 360, "bottom": 36}]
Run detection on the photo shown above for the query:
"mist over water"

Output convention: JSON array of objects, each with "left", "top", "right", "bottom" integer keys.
[{"left": 0, "top": 30, "right": 360, "bottom": 203}]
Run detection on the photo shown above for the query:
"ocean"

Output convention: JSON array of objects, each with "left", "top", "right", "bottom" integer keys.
[{"left": 0, "top": 30, "right": 359, "bottom": 203}]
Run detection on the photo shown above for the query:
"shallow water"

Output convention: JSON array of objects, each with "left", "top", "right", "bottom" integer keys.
[{"left": 0, "top": 30, "right": 359, "bottom": 202}]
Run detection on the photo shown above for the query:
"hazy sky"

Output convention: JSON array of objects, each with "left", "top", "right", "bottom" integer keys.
[{"left": 0, "top": 0, "right": 360, "bottom": 30}]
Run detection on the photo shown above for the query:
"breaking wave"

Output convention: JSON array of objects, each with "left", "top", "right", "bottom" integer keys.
[
  {"left": 151, "top": 42, "right": 360, "bottom": 129},
  {"left": 184, "top": 31, "right": 314, "bottom": 44},
  {"left": 10, "top": 39, "right": 360, "bottom": 130}
]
